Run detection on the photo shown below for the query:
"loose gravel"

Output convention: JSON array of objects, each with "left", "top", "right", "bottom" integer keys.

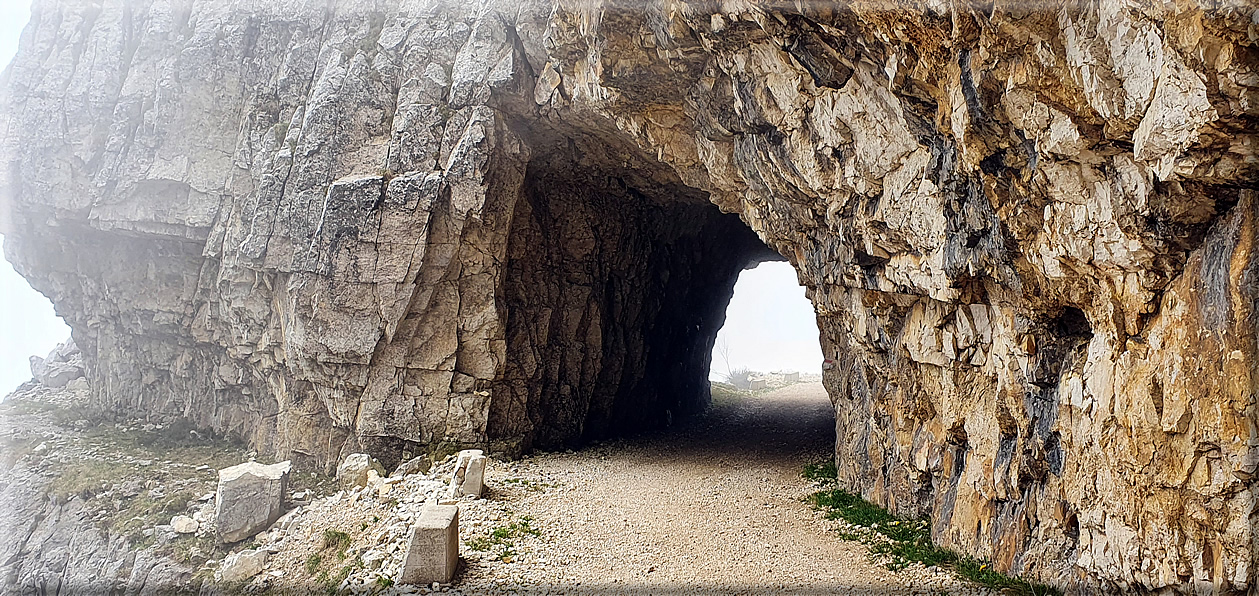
[
  {"left": 229, "top": 382, "right": 994, "bottom": 595},
  {"left": 443, "top": 383, "right": 993, "bottom": 595}
]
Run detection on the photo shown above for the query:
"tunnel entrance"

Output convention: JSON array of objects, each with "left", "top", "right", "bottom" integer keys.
[{"left": 484, "top": 138, "right": 781, "bottom": 456}]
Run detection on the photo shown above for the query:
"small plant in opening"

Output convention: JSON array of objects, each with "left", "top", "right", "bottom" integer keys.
[{"left": 725, "top": 366, "right": 752, "bottom": 390}]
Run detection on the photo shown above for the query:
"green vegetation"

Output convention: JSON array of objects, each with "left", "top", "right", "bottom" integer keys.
[
  {"left": 322, "top": 529, "right": 352, "bottom": 560},
  {"left": 305, "top": 554, "right": 323, "bottom": 575},
  {"left": 804, "top": 461, "right": 1060, "bottom": 596},
  {"left": 801, "top": 460, "right": 838, "bottom": 484},
  {"left": 304, "top": 529, "right": 356, "bottom": 591},
  {"left": 465, "top": 515, "right": 540, "bottom": 562},
  {"left": 326, "top": 562, "right": 355, "bottom": 594}
]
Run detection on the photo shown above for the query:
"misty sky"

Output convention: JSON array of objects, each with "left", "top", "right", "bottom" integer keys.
[
  {"left": 1, "top": 0, "right": 69, "bottom": 396},
  {"left": 710, "top": 262, "right": 823, "bottom": 380},
  {"left": 0, "top": 3, "right": 821, "bottom": 395}
]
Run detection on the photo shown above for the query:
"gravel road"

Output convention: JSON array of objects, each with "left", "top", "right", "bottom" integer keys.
[{"left": 453, "top": 383, "right": 983, "bottom": 595}]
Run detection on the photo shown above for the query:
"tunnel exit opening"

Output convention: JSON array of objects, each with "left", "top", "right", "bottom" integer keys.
[{"left": 709, "top": 262, "right": 824, "bottom": 389}]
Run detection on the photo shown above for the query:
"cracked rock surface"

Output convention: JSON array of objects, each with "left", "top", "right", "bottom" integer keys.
[{"left": 2, "top": 0, "right": 1257, "bottom": 592}]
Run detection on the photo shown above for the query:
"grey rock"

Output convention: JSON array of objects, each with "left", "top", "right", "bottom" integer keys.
[
  {"left": 216, "top": 549, "right": 268, "bottom": 584},
  {"left": 337, "top": 453, "right": 388, "bottom": 489},
  {"left": 214, "top": 461, "right": 291, "bottom": 544},
  {"left": 392, "top": 455, "right": 434, "bottom": 478},
  {"left": 170, "top": 516, "right": 198, "bottom": 534}
]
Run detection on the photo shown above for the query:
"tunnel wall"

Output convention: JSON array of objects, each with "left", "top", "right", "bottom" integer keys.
[
  {"left": 493, "top": 151, "right": 776, "bottom": 454},
  {"left": 2, "top": 0, "right": 1257, "bottom": 592}
]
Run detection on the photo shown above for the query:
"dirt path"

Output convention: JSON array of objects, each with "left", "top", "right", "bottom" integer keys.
[{"left": 454, "top": 383, "right": 978, "bottom": 595}]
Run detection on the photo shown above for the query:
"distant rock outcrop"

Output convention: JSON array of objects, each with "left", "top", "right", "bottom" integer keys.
[{"left": 1, "top": 0, "right": 1255, "bottom": 591}]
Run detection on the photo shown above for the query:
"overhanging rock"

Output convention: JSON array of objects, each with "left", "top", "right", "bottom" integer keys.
[{"left": 1, "top": 1, "right": 1255, "bottom": 592}]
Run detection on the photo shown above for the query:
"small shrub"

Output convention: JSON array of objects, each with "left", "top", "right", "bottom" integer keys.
[
  {"left": 305, "top": 554, "right": 323, "bottom": 575},
  {"left": 725, "top": 367, "right": 752, "bottom": 389},
  {"left": 322, "top": 529, "right": 351, "bottom": 552}
]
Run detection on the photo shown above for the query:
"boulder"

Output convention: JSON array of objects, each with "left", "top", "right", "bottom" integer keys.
[
  {"left": 32, "top": 340, "right": 85, "bottom": 387},
  {"left": 65, "top": 377, "right": 89, "bottom": 392},
  {"left": 28, "top": 356, "right": 46, "bottom": 379},
  {"left": 38, "top": 363, "right": 83, "bottom": 388},
  {"left": 216, "top": 549, "right": 268, "bottom": 584},
  {"left": 391, "top": 455, "right": 432, "bottom": 478},
  {"left": 336, "top": 453, "right": 386, "bottom": 488},
  {"left": 170, "top": 516, "right": 198, "bottom": 534},
  {"left": 214, "top": 461, "right": 290, "bottom": 543}
]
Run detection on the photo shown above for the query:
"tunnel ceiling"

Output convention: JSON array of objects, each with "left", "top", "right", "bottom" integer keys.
[{"left": 2, "top": 1, "right": 1256, "bottom": 592}]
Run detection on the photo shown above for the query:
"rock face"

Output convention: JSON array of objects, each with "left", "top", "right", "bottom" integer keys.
[{"left": 1, "top": 0, "right": 1256, "bottom": 592}]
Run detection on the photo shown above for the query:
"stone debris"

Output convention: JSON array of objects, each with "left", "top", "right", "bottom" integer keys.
[
  {"left": 447, "top": 450, "right": 486, "bottom": 499},
  {"left": 216, "top": 549, "right": 268, "bottom": 583},
  {"left": 214, "top": 461, "right": 291, "bottom": 543},
  {"left": 337, "top": 453, "right": 388, "bottom": 489},
  {"left": 0, "top": 380, "right": 250, "bottom": 594},
  {"left": 399, "top": 505, "right": 460, "bottom": 585}
]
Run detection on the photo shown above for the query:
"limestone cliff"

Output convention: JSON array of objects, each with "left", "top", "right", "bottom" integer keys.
[{"left": 2, "top": 0, "right": 1256, "bottom": 592}]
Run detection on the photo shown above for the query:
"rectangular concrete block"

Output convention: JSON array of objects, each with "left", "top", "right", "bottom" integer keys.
[
  {"left": 399, "top": 505, "right": 459, "bottom": 585},
  {"left": 749, "top": 379, "right": 767, "bottom": 390}
]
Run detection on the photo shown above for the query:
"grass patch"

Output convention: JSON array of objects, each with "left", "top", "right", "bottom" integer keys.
[
  {"left": 305, "top": 554, "right": 323, "bottom": 575},
  {"left": 322, "top": 529, "right": 352, "bottom": 560},
  {"left": 465, "top": 516, "right": 540, "bottom": 562},
  {"left": 802, "top": 460, "right": 837, "bottom": 483},
  {"left": 48, "top": 460, "right": 136, "bottom": 501},
  {"left": 804, "top": 461, "right": 1060, "bottom": 596}
]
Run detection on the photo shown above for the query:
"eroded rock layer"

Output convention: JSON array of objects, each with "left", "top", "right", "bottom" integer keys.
[{"left": 2, "top": 0, "right": 1256, "bottom": 592}]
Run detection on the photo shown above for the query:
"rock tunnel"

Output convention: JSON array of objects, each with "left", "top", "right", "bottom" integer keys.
[
  {"left": 3, "top": 0, "right": 1257, "bottom": 591},
  {"left": 491, "top": 143, "right": 783, "bottom": 455}
]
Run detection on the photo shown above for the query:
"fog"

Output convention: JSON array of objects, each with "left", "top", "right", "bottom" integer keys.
[
  {"left": 709, "top": 261, "right": 822, "bottom": 381},
  {"left": 1, "top": 1, "right": 69, "bottom": 395}
]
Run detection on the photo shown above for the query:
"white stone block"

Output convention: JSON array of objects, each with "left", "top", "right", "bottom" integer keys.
[
  {"left": 399, "top": 505, "right": 459, "bottom": 585},
  {"left": 447, "top": 449, "right": 486, "bottom": 498},
  {"left": 337, "top": 453, "right": 387, "bottom": 488},
  {"left": 217, "top": 549, "right": 268, "bottom": 583}
]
